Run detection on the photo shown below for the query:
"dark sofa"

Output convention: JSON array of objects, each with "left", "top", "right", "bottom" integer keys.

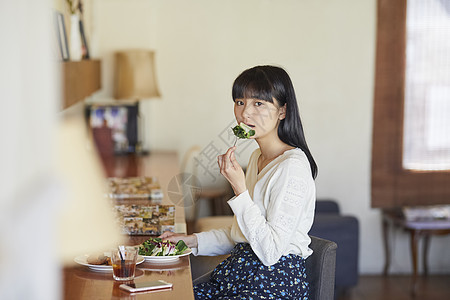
[{"left": 309, "top": 199, "right": 359, "bottom": 297}]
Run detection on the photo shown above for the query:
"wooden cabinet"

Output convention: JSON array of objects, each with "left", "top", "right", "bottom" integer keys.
[{"left": 62, "top": 60, "right": 101, "bottom": 109}]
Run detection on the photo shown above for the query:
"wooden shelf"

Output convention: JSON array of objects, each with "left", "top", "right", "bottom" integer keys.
[{"left": 62, "top": 60, "right": 101, "bottom": 109}]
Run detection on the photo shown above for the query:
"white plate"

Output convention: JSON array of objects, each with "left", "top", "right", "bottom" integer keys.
[
  {"left": 139, "top": 257, "right": 189, "bottom": 271},
  {"left": 141, "top": 249, "right": 192, "bottom": 263},
  {"left": 74, "top": 254, "right": 145, "bottom": 272}
]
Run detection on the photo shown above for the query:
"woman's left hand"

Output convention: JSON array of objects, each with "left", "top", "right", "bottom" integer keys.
[
  {"left": 158, "top": 231, "right": 198, "bottom": 248},
  {"left": 218, "top": 146, "right": 246, "bottom": 196}
]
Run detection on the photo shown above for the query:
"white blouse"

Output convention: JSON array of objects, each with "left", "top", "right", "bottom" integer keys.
[{"left": 192, "top": 148, "right": 316, "bottom": 266}]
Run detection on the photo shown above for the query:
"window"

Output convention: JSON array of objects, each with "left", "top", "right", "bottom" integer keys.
[
  {"left": 372, "top": 0, "right": 450, "bottom": 208},
  {"left": 403, "top": 0, "right": 450, "bottom": 171}
]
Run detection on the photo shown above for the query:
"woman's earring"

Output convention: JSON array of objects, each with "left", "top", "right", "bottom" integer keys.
[{"left": 279, "top": 105, "right": 287, "bottom": 120}]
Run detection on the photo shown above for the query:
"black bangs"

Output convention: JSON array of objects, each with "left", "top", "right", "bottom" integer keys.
[{"left": 232, "top": 68, "right": 275, "bottom": 103}]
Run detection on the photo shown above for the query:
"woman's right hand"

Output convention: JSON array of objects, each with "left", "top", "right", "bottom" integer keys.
[
  {"left": 158, "top": 231, "right": 198, "bottom": 248},
  {"left": 218, "top": 146, "right": 247, "bottom": 196}
]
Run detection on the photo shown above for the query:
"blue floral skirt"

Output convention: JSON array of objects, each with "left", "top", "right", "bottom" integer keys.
[{"left": 194, "top": 243, "right": 309, "bottom": 300}]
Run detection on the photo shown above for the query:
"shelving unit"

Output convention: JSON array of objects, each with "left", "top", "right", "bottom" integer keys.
[{"left": 62, "top": 60, "right": 101, "bottom": 109}]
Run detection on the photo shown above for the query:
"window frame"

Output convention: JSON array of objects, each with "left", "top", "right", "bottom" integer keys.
[{"left": 371, "top": 0, "right": 450, "bottom": 208}]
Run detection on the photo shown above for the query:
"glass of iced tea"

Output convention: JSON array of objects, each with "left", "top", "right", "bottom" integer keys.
[{"left": 111, "top": 246, "right": 138, "bottom": 281}]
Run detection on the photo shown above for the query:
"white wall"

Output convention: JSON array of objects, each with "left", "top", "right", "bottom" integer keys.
[{"left": 88, "top": 0, "right": 450, "bottom": 274}]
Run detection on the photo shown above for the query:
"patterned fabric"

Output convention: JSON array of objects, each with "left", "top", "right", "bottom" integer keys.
[{"left": 194, "top": 243, "right": 309, "bottom": 300}]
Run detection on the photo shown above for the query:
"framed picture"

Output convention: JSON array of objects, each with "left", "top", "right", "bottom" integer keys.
[
  {"left": 85, "top": 103, "right": 139, "bottom": 154},
  {"left": 79, "top": 20, "right": 90, "bottom": 59},
  {"left": 54, "top": 11, "right": 69, "bottom": 61}
]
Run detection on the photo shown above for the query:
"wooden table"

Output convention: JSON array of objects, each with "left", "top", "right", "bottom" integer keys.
[
  {"left": 382, "top": 208, "right": 450, "bottom": 296},
  {"left": 63, "top": 151, "right": 195, "bottom": 299}
]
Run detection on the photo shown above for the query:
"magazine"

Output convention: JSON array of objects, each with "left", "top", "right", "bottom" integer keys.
[
  {"left": 114, "top": 204, "right": 175, "bottom": 235},
  {"left": 107, "top": 177, "right": 163, "bottom": 199},
  {"left": 402, "top": 205, "right": 450, "bottom": 221}
]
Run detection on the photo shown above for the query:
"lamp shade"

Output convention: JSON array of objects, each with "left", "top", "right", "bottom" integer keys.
[{"left": 114, "top": 50, "right": 161, "bottom": 100}]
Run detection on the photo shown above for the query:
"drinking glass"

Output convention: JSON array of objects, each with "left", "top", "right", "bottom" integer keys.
[{"left": 111, "top": 246, "right": 138, "bottom": 281}]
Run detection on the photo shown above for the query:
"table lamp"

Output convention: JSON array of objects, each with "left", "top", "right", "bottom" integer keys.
[{"left": 113, "top": 50, "right": 161, "bottom": 154}]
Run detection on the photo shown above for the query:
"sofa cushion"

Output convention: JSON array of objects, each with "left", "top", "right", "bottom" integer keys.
[
  {"left": 309, "top": 214, "right": 359, "bottom": 289},
  {"left": 315, "top": 200, "right": 340, "bottom": 214}
]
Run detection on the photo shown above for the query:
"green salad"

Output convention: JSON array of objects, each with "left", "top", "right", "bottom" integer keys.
[
  {"left": 232, "top": 122, "right": 255, "bottom": 139},
  {"left": 138, "top": 237, "right": 188, "bottom": 256}
]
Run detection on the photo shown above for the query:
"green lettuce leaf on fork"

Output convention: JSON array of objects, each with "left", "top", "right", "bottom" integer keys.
[{"left": 232, "top": 122, "right": 255, "bottom": 139}]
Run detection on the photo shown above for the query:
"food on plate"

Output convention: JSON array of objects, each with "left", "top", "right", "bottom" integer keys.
[
  {"left": 232, "top": 122, "right": 255, "bottom": 139},
  {"left": 138, "top": 237, "right": 188, "bottom": 256},
  {"left": 87, "top": 253, "right": 111, "bottom": 265}
]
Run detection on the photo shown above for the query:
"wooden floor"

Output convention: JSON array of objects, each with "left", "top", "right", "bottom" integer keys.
[{"left": 338, "top": 274, "right": 450, "bottom": 300}]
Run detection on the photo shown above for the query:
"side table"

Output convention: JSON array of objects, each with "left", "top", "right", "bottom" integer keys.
[{"left": 382, "top": 209, "right": 450, "bottom": 296}]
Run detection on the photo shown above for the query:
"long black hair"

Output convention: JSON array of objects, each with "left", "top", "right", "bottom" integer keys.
[{"left": 232, "top": 65, "right": 318, "bottom": 179}]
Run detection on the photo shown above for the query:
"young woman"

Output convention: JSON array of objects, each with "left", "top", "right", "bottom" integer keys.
[{"left": 160, "top": 65, "right": 317, "bottom": 299}]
